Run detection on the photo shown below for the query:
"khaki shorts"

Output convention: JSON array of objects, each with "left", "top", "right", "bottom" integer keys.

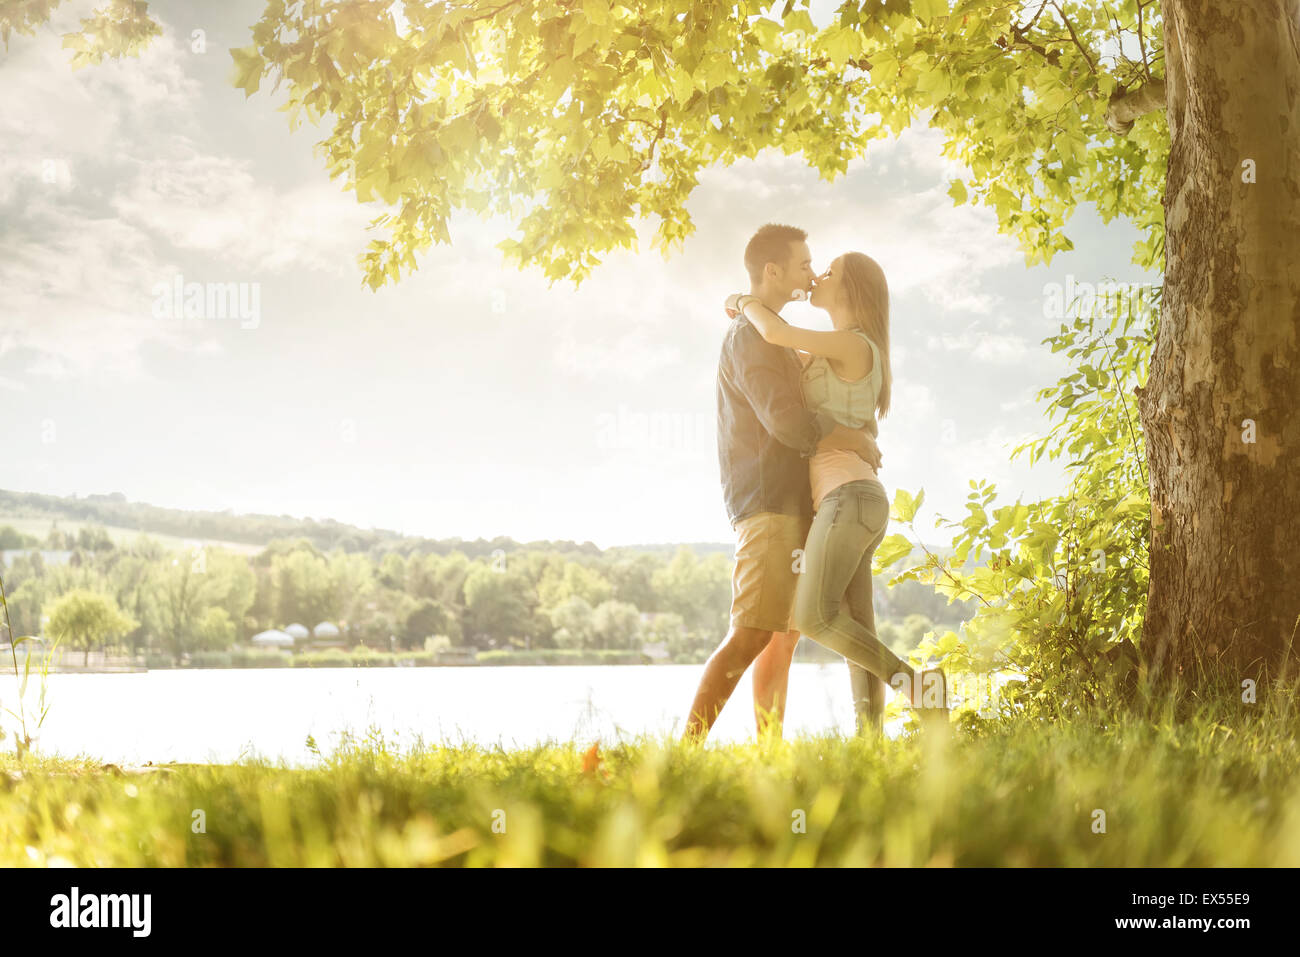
[{"left": 730, "top": 511, "right": 811, "bottom": 634}]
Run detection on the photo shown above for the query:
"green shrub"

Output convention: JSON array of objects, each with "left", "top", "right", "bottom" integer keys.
[
  {"left": 291, "top": 649, "right": 351, "bottom": 668},
  {"left": 878, "top": 288, "right": 1157, "bottom": 721},
  {"left": 231, "top": 649, "right": 292, "bottom": 668},
  {"left": 395, "top": 652, "right": 436, "bottom": 666},
  {"left": 475, "top": 649, "right": 645, "bottom": 666},
  {"left": 349, "top": 647, "right": 395, "bottom": 667},
  {"left": 190, "top": 651, "right": 233, "bottom": 669}
]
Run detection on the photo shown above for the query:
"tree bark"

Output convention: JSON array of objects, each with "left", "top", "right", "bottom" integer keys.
[{"left": 1137, "top": 0, "right": 1300, "bottom": 692}]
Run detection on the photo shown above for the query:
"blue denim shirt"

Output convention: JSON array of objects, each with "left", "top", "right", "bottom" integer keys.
[{"left": 717, "top": 317, "right": 836, "bottom": 525}]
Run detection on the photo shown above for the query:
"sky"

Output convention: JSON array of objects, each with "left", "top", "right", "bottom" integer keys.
[{"left": 0, "top": 0, "right": 1156, "bottom": 549}]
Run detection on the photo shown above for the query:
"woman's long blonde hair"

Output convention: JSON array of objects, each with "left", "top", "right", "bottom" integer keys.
[{"left": 838, "top": 252, "right": 891, "bottom": 418}]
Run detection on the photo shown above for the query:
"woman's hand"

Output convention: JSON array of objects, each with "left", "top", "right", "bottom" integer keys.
[
  {"left": 724, "top": 293, "right": 744, "bottom": 319},
  {"left": 737, "top": 296, "right": 783, "bottom": 343},
  {"left": 818, "top": 424, "right": 883, "bottom": 471}
]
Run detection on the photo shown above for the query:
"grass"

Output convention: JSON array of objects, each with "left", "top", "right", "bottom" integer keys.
[{"left": 2, "top": 692, "right": 1299, "bottom": 867}]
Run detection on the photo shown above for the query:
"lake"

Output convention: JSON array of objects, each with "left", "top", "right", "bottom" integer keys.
[{"left": 11, "top": 663, "right": 916, "bottom": 766}]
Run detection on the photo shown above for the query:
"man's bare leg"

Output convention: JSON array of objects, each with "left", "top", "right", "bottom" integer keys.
[
  {"left": 683, "top": 625, "right": 773, "bottom": 743},
  {"left": 752, "top": 630, "right": 800, "bottom": 739}
]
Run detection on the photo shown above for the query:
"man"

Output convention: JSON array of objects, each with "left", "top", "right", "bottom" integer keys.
[{"left": 683, "top": 223, "right": 882, "bottom": 743}]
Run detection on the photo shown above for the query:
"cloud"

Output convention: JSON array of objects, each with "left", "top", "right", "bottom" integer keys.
[
  {"left": 0, "top": 202, "right": 209, "bottom": 380},
  {"left": 926, "top": 326, "right": 1032, "bottom": 363},
  {"left": 110, "top": 148, "right": 372, "bottom": 275},
  {"left": 999, "top": 395, "right": 1037, "bottom": 414},
  {"left": 701, "top": 161, "right": 779, "bottom": 201},
  {"left": 861, "top": 123, "right": 970, "bottom": 182},
  {"left": 973, "top": 333, "right": 1031, "bottom": 363},
  {"left": 896, "top": 382, "right": 936, "bottom": 415},
  {"left": 0, "top": 8, "right": 373, "bottom": 380},
  {"left": 937, "top": 424, "right": 1044, "bottom": 491},
  {"left": 553, "top": 321, "right": 684, "bottom": 382},
  {"left": 724, "top": 125, "right": 1025, "bottom": 316},
  {"left": 0, "top": 12, "right": 202, "bottom": 160},
  {"left": 0, "top": 16, "right": 212, "bottom": 379}
]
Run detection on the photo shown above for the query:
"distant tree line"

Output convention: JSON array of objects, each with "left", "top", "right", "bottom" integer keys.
[
  {"left": 0, "top": 488, "right": 607, "bottom": 558},
  {"left": 0, "top": 516, "right": 975, "bottom": 666}
]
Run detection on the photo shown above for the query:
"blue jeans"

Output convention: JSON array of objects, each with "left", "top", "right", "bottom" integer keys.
[{"left": 793, "top": 479, "right": 915, "bottom": 736}]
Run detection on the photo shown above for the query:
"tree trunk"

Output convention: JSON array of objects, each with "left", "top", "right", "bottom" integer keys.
[{"left": 1137, "top": 0, "right": 1300, "bottom": 692}]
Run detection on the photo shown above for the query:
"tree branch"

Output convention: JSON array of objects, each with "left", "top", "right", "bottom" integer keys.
[
  {"left": 1136, "top": 0, "right": 1153, "bottom": 79},
  {"left": 637, "top": 107, "right": 669, "bottom": 173},
  {"left": 460, "top": 0, "right": 527, "bottom": 27},
  {"left": 1007, "top": 22, "right": 1061, "bottom": 67},
  {"left": 1104, "top": 77, "right": 1166, "bottom": 134},
  {"left": 1049, "top": 1, "right": 1097, "bottom": 75},
  {"left": 1014, "top": 0, "right": 1051, "bottom": 35}
]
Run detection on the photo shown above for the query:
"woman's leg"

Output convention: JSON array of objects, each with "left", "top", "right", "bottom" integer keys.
[
  {"left": 794, "top": 481, "right": 916, "bottom": 698},
  {"left": 844, "top": 528, "right": 890, "bottom": 737},
  {"left": 847, "top": 662, "right": 886, "bottom": 737}
]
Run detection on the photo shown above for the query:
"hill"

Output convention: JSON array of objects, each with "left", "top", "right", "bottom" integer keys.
[
  {"left": 0, "top": 488, "right": 967, "bottom": 564},
  {"left": 0, "top": 489, "right": 693, "bottom": 559}
]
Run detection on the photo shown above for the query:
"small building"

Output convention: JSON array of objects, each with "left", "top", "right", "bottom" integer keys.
[
  {"left": 311, "top": 621, "right": 346, "bottom": 650},
  {"left": 250, "top": 628, "right": 294, "bottom": 649}
]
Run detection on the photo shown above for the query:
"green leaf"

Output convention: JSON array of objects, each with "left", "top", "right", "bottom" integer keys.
[
  {"left": 873, "top": 533, "right": 914, "bottom": 570},
  {"left": 229, "top": 45, "right": 264, "bottom": 97},
  {"left": 818, "top": 25, "right": 864, "bottom": 69},
  {"left": 784, "top": 10, "right": 817, "bottom": 35},
  {"left": 20, "top": 646, "right": 32, "bottom": 698},
  {"left": 582, "top": 0, "right": 610, "bottom": 27},
  {"left": 891, "top": 488, "right": 923, "bottom": 524},
  {"left": 751, "top": 18, "right": 783, "bottom": 51},
  {"left": 913, "top": 0, "right": 950, "bottom": 25}
]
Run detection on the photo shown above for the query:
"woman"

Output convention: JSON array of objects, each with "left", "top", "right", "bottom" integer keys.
[{"left": 726, "top": 252, "right": 948, "bottom": 735}]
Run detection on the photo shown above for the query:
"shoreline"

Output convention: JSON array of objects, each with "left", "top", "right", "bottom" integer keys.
[{"left": 14, "top": 647, "right": 855, "bottom": 673}]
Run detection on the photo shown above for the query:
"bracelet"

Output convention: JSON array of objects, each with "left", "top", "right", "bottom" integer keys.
[{"left": 735, "top": 294, "right": 759, "bottom": 312}]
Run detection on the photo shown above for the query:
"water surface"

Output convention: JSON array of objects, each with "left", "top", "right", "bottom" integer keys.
[{"left": 14, "top": 663, "right": 912, "bottom": 765}]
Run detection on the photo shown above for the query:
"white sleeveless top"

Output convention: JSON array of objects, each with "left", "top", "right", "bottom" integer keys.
[{"left": 799, "top": 331, "right": 883, "bottom": 512}]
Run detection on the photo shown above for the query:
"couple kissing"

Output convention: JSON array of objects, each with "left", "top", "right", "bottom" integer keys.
[{"left": 683, "top": 223, "right": 950, "bottom": 744}]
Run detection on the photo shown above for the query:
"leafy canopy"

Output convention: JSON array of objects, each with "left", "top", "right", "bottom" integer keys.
[{"left": 5, "top": 0, "right": 1168, "bottom": 288}]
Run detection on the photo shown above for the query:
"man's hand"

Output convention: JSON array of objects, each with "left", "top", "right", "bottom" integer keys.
[{"left": 818, "top": 424, "right": 883, "bottom": 471}]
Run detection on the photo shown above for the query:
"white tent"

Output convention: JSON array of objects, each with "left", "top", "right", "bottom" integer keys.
[
  {"left": 313, "top": 621, "right": 340, "bottom": 638},
  {"left": 283, "top": 623, "right": 310, "bottom": 640},
  {"left": 250, "top": 629, "right": 294, "bottom": 648}
]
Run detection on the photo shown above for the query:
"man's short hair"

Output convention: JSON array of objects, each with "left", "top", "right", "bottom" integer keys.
[{"left": 743, "top": 223, "right": 807, "bottom": 287}]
